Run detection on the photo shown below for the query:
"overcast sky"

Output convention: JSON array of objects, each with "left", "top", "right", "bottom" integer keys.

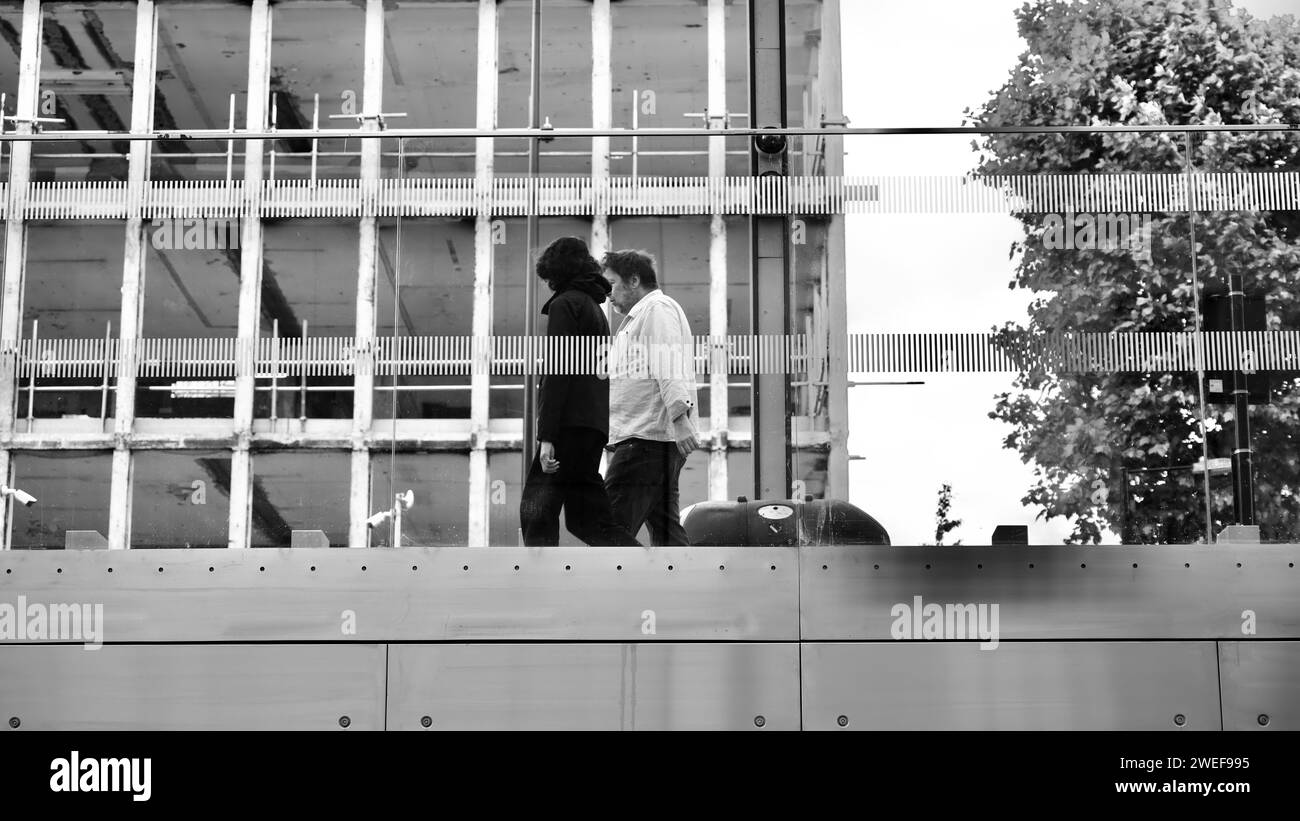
[{"left": 838, "top": 0, "right": 1291, "bottom": 545}]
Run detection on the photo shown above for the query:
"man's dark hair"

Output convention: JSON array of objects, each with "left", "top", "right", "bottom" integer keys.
[
  {"left": 536, "top": 236, "right": 600, "bottom": 290},
  {"left": 602, "top": 249, "right": 659, "bottom": 290}
]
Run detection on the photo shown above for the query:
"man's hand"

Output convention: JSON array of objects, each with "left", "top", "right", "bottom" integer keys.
[
  {"left": 539, "top": 441, "right": 560, "bottom": 473},
  {"left": 672, "top": 414, "right": 700, "bottom": 457}
]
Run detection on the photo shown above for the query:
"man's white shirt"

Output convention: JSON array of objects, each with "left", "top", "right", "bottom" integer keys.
[{"left": 607, "top": 289, "right": 699, "bottom": 445}]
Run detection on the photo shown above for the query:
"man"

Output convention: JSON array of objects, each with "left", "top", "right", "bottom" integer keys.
[
  {"left": 519, "top": 237, "right": 642, "bottom": 547},
  {"left": 602, "top": 249, "right": 701, "bottom": 546}
]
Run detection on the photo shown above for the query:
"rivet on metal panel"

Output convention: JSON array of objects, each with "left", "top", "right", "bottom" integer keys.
[
  {"left": 1258, "top": 714, "right": 1270, "bottom": 726},
  {"left": 837, "top": 715, "right": 849, "bottom": 727},
  {"left": 1173, "top": 714, "right": 1186, "bottom": 726},
  {"left": 1236, "top": 562, "right": 1242, "bottom": 568},
  {"left": 259, "top": 566, "right": 265, "bottom": 572},
  {"left": 56, "top": 568, "right": 62, "bottom": 574},
  {"left": 310, "top": 565, "right": 316, "bottom": 572},
  {"left": 753, "top": 716, "right": 765, "bottom": 727},
  {"left": 976, "top": 564, "right": 982, "bottom": 570},
  {"left": 361, "top": 565, "right": 367, "bottom": 571},
  {"left": 616, "top": 565, "right": 622, "bottom": 571},
  {"left": 1080, "top": 563, "right": 1086, "bottom": 569},
  {"left": 339, "top": 716, "right": 351, "bottom": 728},
  {"left": 412, "top": 565, "right": 418, "bottom": 571},
  {"left": 821, "top": 564, "right": 827, "bottom": 570},
  {"left": 1185, "top": 563, "right": 1190, "bottom": 568},
  {"left": 462, "top": 565, "right": 469, "bottom": 571},
  {"left": 1132, "top": 563, "right": 1138, "bottom": 569},
  {"left": 108, "top": 568, "right": 114, "bottom": 573},
  {"left": 158, "top": 567, "right": 165, "bottom": 573},
  {"left": 565, "top": 565, "right": 572, "bottom": 571},
  {"left": 924, "top": 564, "right": 931, "bottom": 570},
  {"left": 719, "top": 565, "right": 726, "bottom": 571},
  {"left": 8, "top": 717, "right": 19, "bottom": 729},
  {"left": 668, "top": 565, "right": 674, "bottom": 571},
  {"left": 208, "top": 567, "right": 214, "bottom": 572},
  {"left": 514, "top": 565, "right": 521, "bottom": 571},
  {"left": 873, "top": 564, "right": 879, "bottom": 570},
  {"left": 1028, "top": 563, "right": 1035, "bottom": 569},
  {"left": 770, "top": 565, "right": 776, "bottom": 571},
  {"left": 421, "top": 716, "right": 433, "bottom": 728}
]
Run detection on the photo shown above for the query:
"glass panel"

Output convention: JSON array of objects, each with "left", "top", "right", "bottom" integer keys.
[
  {"left": 152, "top": 0, "right": 250, "bottom": 181},
  {"left": 369, "top": 452, "right": 470, "bottom": 546},
  {"left": 376, "top": 216, "right": 474, "bottom": 420},
  {"left": 267, "top": 0, "right": 366, "bottom": 180},
  {"left": 1192, "top": 130, "right": 1300, "bottom": 544},
  {"left": 724, "top": 0, "right": 749, "bottom": 176},
  {"left": 136, "top": 221, "right": 242, "bottom": 417},
  {"left": 249, "top": 451, "right": 349, "bottom": 547},
  {"left": 610, "top": 0, "right": 708, "bottom": 177},
  {"left": 20, "top": 221, "right": 123, "bottom": 419},
  {"left": 0, "top": 0, "right": 22, "bottom": 183},
  {"left": 32, "top": 1, "right": 135, "bottom": 180},
  {"left": 9, "top": 451, "right": 112, "bottom": 550},
  {"left": 381, "top": 0, "right": 477, "bottom": 178},
  {"left": 256, "top": 219, "right": 358, "bottom": 420},
  {"left": 497, "top": 0, "right": 591, "bottom": 176},
  {"left": 130, "top": 450, "right": 231, "bottom": 548}
]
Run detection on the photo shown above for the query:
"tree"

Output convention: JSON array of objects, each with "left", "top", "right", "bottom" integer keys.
[
  {"left": 965, "top": 0, "right": 1300, "bottom": 543},
  {"left": 934, "top": 483, "right": 964, "bottom": 546}
]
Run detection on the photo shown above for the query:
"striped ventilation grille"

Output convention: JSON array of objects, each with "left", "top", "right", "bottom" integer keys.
[
  {"left": 6, "top": 332, "right": 1300, "bottom": 379},
  {"left": 9, "top": 173, "right": 1300, "bottom": 219}
]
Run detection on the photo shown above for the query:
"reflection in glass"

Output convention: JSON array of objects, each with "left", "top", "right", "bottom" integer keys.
[
  {"left": 136, "top": 229, "right": 241, "bottom": 417},
  {"left": 1, "top": 1, "right": 25, "bottom": 183},
  {"left": 9, "top": 451, "right": 112, "bottom": 550},
  {"left": 268, "top": 0, "right": 366, "bottom": 180},
  {"left": 374, "top": 218, "right": 473, "bottom": 419},
  {"left": 381, "top": 1, "right": 477, "bottom": 177},
  {"left": 21, "top": 221, "right": 124, "bottom": 419},
  {"left": 369, "top": 452, "right": 470, "bottom": 546},
  {"left": 250, "top": 451, "right": 349, "bottom": 547},
  {"left": 497, "top": 0, "right": 592, "bottom": 176},
  {"left": 256, "top": 219, "right": 358, "bottom": 419},
  {"left": 610, "top": 0, "right": 708, "bottom": 177},
  {"left": 31, "top": 1, "right": 135, "bottom": 181},
  {"left": 152, "top": 0, "right": 250, "bottom": 181},
  {"left": 131, "top": 450, "right": 231, "bottom": 548}
]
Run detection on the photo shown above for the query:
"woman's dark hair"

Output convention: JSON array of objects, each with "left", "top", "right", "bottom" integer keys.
[{"left": 536, "top": 236, "right": 600, "bottom": 290}]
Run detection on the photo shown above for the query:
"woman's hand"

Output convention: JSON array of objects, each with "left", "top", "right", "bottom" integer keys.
[{"left": 539, "top": 441, "right": 560, "bottom": 473}]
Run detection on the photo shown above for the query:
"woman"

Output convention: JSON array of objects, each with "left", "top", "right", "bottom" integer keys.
[{"left": 519, "top": 237, "right": 642, "bottom": 547}]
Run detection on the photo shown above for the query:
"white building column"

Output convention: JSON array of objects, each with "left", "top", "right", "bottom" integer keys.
[
  {"left": 821, "top": 0, "right": 850, "bottom": 500},
  {"left": 348, "top": 0, "right": 385, "bottom": 547},
  {"left": 227, "top": 0, "right": 271, "bottom": 549},
  {"left": 0, "top": 0, "right": 42, "bottom": 550},
  {"left": 707, "top": 0, "right": 729, "bottom": 500},
  {"left": 107, "top": 0, "right": 158, "bottom": 550},
  {"left": 466, "top": 0, "right": 498, "bottom": 546}
]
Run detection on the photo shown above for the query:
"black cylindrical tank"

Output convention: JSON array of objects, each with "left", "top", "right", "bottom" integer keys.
[{"left": 681, "top": 498, "right": 890, "bottom": 546}]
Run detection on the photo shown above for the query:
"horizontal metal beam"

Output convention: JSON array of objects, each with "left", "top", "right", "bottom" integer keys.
[
  {"left": 801, "top": 545, "right": 1300, "bottom": 640},
  {"left": 2, "top": 545, "right": 1299, "bottom": 643},
  {"left": 2, "top": 123, "right": 1298, "bottom": 143},
  {"left": 0, "top": 547, "right": 801, "bottom": 642}
]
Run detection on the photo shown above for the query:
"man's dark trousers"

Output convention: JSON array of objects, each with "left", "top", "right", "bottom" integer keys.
[
  {"left": 605, "top": 438, "right": 689, "bottom": 546},
  {"left": 520, "top": 426, "right": 642, "bottom": 546}
]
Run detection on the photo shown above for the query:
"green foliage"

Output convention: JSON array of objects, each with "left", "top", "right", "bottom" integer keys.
[
  {"left": 935, "top": 483, "right": 963, "bottom": 546},
  {"left": 966, "top": 0, "right": 1300, "bottom": 543}
]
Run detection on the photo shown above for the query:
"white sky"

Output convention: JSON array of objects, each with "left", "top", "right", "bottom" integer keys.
[{"left": 838, "top": 0, "right": 1290, "bottom": 545}]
